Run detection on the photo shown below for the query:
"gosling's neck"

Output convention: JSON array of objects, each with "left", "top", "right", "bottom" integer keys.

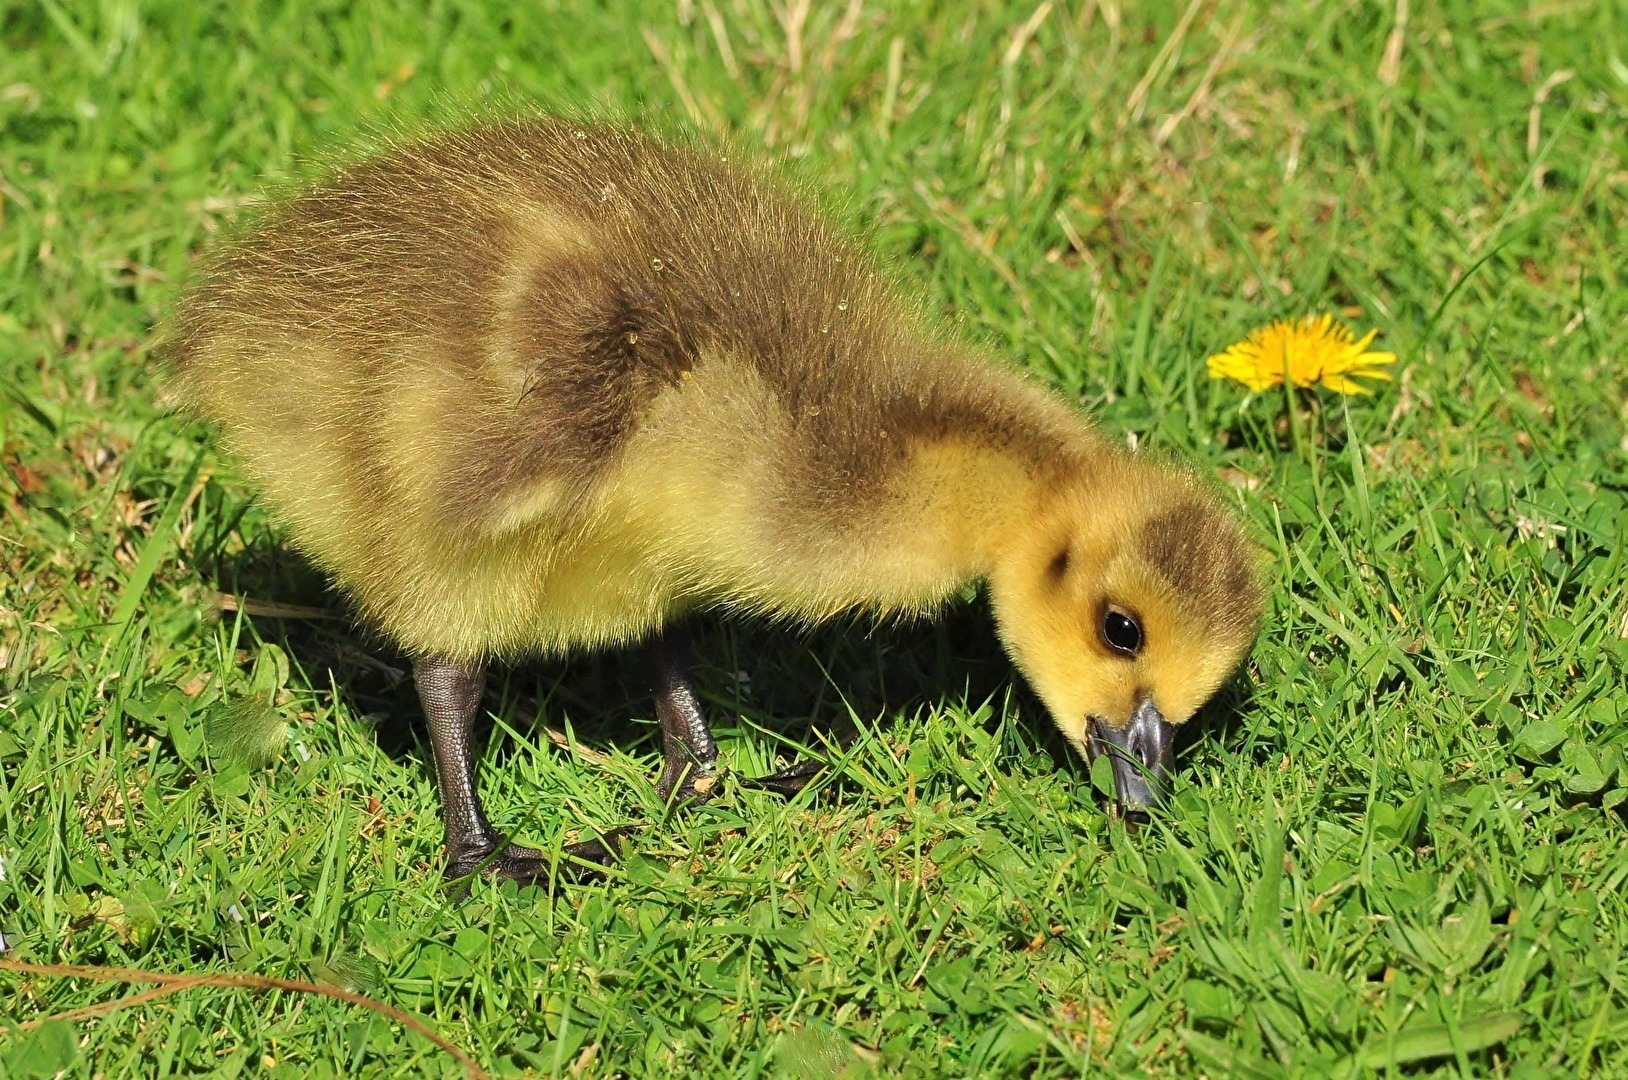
[
  {"left": 894, "top": 439, "right": 1046, "bottom": 570},
  {"left": 861, "top": 429, "right": 1094, "bottom": 613}
]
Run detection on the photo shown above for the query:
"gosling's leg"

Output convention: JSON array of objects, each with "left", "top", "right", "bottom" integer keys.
[
  {"left": 415, "top": 654, "right": 624, "bottom": 884},
  {"left": 648, "top": 626, "right": 857, "bottom": 800},
  {"left": 649, "top": 626, "right": 720, "bottom": 804}
]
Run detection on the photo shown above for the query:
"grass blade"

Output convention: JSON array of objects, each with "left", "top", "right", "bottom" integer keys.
[{"left": 1355, "top": 1012, "right": 1526, "bottom": 1069}]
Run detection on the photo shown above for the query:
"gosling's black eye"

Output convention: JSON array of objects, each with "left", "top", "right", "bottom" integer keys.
[{"left": 1102, "top": 609, "right": 1143, "bottom": 655}]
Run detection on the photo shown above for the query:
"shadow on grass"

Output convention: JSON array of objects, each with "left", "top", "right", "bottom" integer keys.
[
  {"left": 1185, "top": 669, "right": 1259, "bottom": 767},
  {"left": 201, "top": 540, "right": 1026, "bottom": 762},
  {"left": 200, "top": 539, "right": 1258, "bottom": 801}
]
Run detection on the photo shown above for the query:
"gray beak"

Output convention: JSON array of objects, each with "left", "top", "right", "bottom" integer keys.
[{"left": 1086, "top": 697, "right": 1175, "bottom": 818}]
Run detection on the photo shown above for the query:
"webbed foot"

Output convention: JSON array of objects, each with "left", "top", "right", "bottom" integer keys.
[
  {"left": 741, "top": 758, "right": 826, "bottom": 797},
  {"left": 444, "top": 829, "right": 636, "bottom": 887},
  {"left": 445, "top": 838, "right": 553, "bottom": 882},
  {"left": 742, "top": 728, "right": 858, "bottom": 797}
]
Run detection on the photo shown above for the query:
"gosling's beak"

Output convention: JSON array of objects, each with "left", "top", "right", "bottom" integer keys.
[{"left": 1086, "top": 698, "right": 1175, "bottom": 818}]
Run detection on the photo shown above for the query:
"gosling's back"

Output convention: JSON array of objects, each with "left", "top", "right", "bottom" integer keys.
[{"left": 168, "top": 120, "right": 1083, "bottom": 657}]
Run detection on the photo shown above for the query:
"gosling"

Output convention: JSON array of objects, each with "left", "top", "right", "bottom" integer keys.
[{"left": 166, "top": 118, "right": 1263, "bottom": 884}]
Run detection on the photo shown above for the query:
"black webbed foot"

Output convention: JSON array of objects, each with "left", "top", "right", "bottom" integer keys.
[
  {"left": 445, "top": 838, "right": 552, "bottom": 883},
  {"left": 444, "top": 829, "right": 635, "bottom": 888},
  {"left": 557, "top": 828, "right": 637, "bottom": 871},
  {"left": 741, "top": 758, "right": 827, "bottom": 797},
  {"left": 742, "top": 728, "right": 859, "bottom": 797}
]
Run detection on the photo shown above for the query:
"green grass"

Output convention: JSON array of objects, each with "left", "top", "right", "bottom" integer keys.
[{"left": 3, "top": 0, "right": 1627, "bottom": 1075}]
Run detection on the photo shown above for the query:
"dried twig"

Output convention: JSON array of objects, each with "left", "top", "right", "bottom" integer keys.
[
  {"left": 911, "top": 180, "right": 1031, "bottom": 315},
  {"left": 10, "top": 979, "right": 203, "bottom": 1028},
  {"left": 215, "top": 592, "right": 339, "bottom": 621},
  {"left": 541, "top": 724, "right": 613, "bottom": 765},
  {"left": 817, "top": 0, "right": 866, "bottom": 76},
  {"left": 700, "top": 0, "right": 739, "bottom": 79},
  {"left": 772, "top": 0, "right": 812, "bottom": 74},
  {"left": 641, "top": 26, "right": 707, "bottom": 127},
  {"left": 0, "top": 959, "right": 488, "bottom": 1079},
  {"left": 1377, "top": 0, "right": 1408, "bottom": 86},
  {"left": 1002, "top": 0, "right": 1054, "bottom": 68},
  {"left": 1527, "top": 69, "right": 1574, "bottom": 158},
  {"left": 1153, "top": 16, "right": 1246, "bottom": 147},
  {"left": 1117, "top": 0, "right": 1206, "bottom": 132}
]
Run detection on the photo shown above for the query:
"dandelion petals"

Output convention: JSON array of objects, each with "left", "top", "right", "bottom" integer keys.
[{"left": 1207, "top": 316, "right": 1396, "bottom": 395}]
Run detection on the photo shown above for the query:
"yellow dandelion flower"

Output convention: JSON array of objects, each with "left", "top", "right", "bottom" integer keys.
[{"left": 1207, "top": 314, "right": 1397, "bottom": 395}]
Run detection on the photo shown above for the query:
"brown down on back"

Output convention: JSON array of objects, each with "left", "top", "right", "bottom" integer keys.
[{"left": 166, "top": 119, "right": 1080, "bottom": 540}]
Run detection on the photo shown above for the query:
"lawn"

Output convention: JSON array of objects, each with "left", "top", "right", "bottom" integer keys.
[{"left": 2, "top": 0, "right": 1626, "bottom": 1075}]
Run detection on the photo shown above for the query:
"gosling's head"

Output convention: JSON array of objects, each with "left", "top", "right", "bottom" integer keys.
[{"left": 988, "top": 455, "right": 1264, "bottom": 818}]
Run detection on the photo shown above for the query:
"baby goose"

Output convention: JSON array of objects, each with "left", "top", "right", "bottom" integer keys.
[{"left": 166, "top": 118, "right": 1262, "bottom": 883}]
